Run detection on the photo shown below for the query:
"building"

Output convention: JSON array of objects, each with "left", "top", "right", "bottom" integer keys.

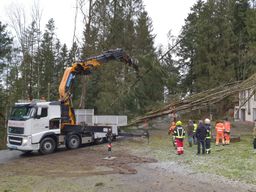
[{"left": 234, "top": 90, "right": 256, "bottom": 122}]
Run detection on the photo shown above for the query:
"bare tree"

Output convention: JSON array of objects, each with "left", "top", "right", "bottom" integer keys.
[
  {"left": 7, "top": 2, "right": 43, "bottom": 100},
  {"left": 31, "top": 1, "right": 43, "bottom": 98}
]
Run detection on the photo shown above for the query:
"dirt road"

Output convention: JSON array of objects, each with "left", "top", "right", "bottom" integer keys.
[
  {"left": 0, "top": 149, "right": 22, "bottom": 164},
  {"left": 0, "top": 138, "right": 256, "bottom": 192},
  {"left": 1, "top": 120, "right": 256, "bottom": 191},
  {"left": 109, "top": 162, "right": 256, "bottom": 192}
]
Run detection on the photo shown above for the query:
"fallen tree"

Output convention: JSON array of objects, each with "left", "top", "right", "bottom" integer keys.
[{"left": 130, "top": 73, "right": 256, "bottom": 125}]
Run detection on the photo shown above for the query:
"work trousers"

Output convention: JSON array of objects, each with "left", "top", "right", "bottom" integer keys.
[
  {"left": 193, "top": 133, "right": 197, "bottom": 144},
  {"left": 224, "top": 132, "right": 230, "bottom": 144},
  {"left": 216, "top": 132, "right": 224, "bottom": 145},
  {"left": 170, "top": 135, "right": 176, "bottom": 147},
  {"left": 188, "top": 136, "right": 193, "bottom": 147},
  {"left": 197, "top": 140, "right": 205, "bottom": 154},
  {"left": 175, "top": 138, "right": 184, "bottom": 155},
  {"left": 205, "top": 138, "right": 211, "bottom": 154}
]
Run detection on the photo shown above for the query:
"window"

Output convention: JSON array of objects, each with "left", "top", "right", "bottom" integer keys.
[
  {"left": 10, "top": 106, "right": 35, "bottom": 120},
  {"left": 248, "top": 90, "right": 251, "bottom": 115},
  {"left": 41, "top": 108, "right": 48, "bottom": 117},
  {"left": 234, "top": 108, "right": 239, "bottom": 119},
  {"left": 240, "top": 91, "right": 245, "bottom": 98},
  {"left": 50, "top": 119, "right": 59, "bottom": 129},
  {"left": 253, "top": 108, "right": 256, "bottom": 121},
  {"left": 240, "top": 91, "right": 246, "bottom": 103},
  {"left": 248, "top": 99, "right": 251, "bottom": 115}
]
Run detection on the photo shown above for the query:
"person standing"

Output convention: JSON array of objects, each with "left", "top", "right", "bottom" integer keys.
[
  {"left": 193, "top": 121, "right": 198, "bottom": 145},
  {"left": 186, "top": 120, "right": 194, "bottom": 147},
  {"left": 224, "top": 118, "right": 231, "bottom": 144},
  {"left": 106, "top": 129, "right": 113, "bottom": 158},
  {"left": 168, "top": 121, "right": 176, "bottom": 147},
  {"left": 196, "top": 120, "right": 207, "bottom": 155},
  {"left": 204, "top": 118, "right": 212, "bottom": 154},
  {"left": 215, "top": 120, "right": 225, "bottom": 146},
  {"left": 173, "top": 121, "right": 186, "bottom": 155}
]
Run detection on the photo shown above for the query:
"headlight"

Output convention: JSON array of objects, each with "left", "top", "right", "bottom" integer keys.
[{"left": 22, "top": 136, "right": 31, "bottom": 146}]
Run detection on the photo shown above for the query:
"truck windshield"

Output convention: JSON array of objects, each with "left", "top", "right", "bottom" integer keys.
[{"left": 9, "top": 106, "right": 36, "bottom": 120}]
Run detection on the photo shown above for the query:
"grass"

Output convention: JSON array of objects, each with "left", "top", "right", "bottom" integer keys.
[
  {"left": 0, "top": 121, "right": 255, "bottom": 191},
  {"left": 0, "top": 175, "right": 113, "bottom": 192},
  {"left": 123, "top": 130, "right": 256, "bottom": 185}
]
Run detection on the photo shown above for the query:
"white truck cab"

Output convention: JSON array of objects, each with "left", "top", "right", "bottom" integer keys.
[
  {"left": 6, "top": 100, "right": 112, "bottom": 154},
  {"left": 7, "top": 101, "right": 61, "bottom": 152}
]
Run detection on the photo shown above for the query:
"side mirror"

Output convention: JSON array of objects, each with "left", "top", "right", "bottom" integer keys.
[{"left": 36, "top": 107, "right": 42, "bottom": 118}]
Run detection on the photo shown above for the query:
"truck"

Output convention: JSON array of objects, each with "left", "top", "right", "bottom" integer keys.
[
  {"left": 75, "top": 109, "right": 128, "bottom": 142},
  {"left": 6, "top": 48, "right": 138, "bottom": 154}
]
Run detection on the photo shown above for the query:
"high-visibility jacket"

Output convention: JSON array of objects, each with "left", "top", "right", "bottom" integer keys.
[
  {"left": 193, "top": 123, "right": 198, "bottom": 133},
  {"left": 174, "top": 126, "right": 185, "bottom": 139},
  {"left": 215, "top": 123, "right": 225, "bottom": 133},
  {"left": 224, "top": 121, "right": 231, "bottom": 132},
  {"left": 205, "top": 124, "right": 211, "bottom": 139}
]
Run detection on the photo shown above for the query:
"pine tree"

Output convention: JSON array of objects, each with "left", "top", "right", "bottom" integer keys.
[
  {"left": 78, "top": 0, "right": 163, "bottom": 116},
  {"left": 231, "top": 0, "right": 255, "bottom": 80},
  {"left": 0, "top": 21, "right": 13, "bottom": 85},
  {"left": 20, "top": 21, "right": 41, "bottom": 99},
  {"left": 37, "top": 19, "right": 57, "bottom": 100},
  {"left": 0, "top": 21, "right": 13, "bottom": 148},
  {"left": 177, "top": 0, "right": 245, "bottom": 93}
]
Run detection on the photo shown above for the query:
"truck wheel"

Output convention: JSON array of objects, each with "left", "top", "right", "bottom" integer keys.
[
  {"left": 39, "top": 137, "right": 56, "bottom": 155},
  {"left": 66, "top": 135, "right": 81, "bottom": 149}
]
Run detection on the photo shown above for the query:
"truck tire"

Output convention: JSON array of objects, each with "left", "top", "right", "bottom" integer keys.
[
  {"left": 66, "top": 134, "right": 81, "bottom": 149},
  {"left": 39, "top": 137, "right": 56, "bottom": 155}
]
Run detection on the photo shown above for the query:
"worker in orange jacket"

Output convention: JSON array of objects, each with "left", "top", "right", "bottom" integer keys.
[
  {"left": 168, "top": 121, "right": 176, "bottom": 147},
  {"left": 215, "top": 120, "right": 225, "bottom": 145},
  {"left": 224, "top": 118, "right": 231, "bottom": 144}
]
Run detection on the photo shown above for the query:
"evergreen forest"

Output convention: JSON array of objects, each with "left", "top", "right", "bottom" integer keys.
[{"left": 1, "top": 0, "right": 256, "bottom": 146}]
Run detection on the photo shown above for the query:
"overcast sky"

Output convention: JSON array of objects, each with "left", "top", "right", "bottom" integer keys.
[{"left": 0, "top": 0, "right": 197, "bottom": 48}]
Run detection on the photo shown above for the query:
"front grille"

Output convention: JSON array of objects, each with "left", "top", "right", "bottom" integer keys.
[
  {"left": 9, "top": 136, "right": 23, "bottom": 146},
  {"left": 8, "top": 127, "right": 24, "bottom": 134}
]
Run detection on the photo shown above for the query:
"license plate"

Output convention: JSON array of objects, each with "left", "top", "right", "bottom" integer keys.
[{"left": 9, "top": 146, "right": 18, "bottom": 150}]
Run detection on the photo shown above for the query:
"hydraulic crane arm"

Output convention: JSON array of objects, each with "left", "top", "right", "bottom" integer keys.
[
  {"left": 59, "top": 48, "right": 137, "bottom": 102},
  {"left": 58, "top": 48, "right": 138, "bottom": 125}
]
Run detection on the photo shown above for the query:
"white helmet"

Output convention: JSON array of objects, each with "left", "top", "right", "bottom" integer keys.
[{"left": 204, "top": 118, "right": 211, "bottom": 124}]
